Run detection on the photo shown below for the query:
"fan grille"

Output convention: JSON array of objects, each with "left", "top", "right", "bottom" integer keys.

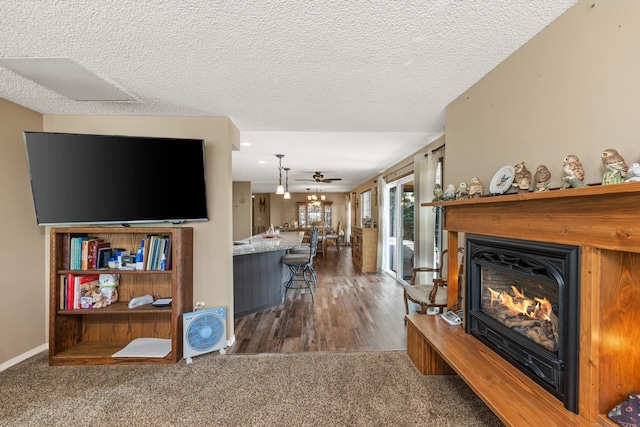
[{"left": 186, "top": 312, "right": 225, "bottom": 351}]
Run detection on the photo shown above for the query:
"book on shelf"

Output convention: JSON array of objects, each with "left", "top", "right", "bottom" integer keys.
[
  {"left": 163, "top": 237, "right": 172, "bottom": 270},
  {"left": 90, "top": 241, "right": 110, "bottom": 269},
  {"left": 144, "top": 235, "right": 159, "bottom": 270},
  {"left": 150, "top": 235, "right": 172, "bottom": 270},
  {"left": 60, "top": 275, "right": 67, "bottom": 310},
  {"left": 70, "top": 237, "right": 90, "bottom": 270},
  {"left": 66, "top": 273, "right": 76, "bottom": 310},
  {"left": 81, "top": 239, "right": 101, "bottom": 270},
  {"left": 61, "top": 233, "right": 87, "bottom": 270}
]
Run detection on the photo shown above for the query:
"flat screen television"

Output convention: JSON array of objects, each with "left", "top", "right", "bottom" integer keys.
[{"left": 23, "top": 131, "right": 208, "bottom": 226}]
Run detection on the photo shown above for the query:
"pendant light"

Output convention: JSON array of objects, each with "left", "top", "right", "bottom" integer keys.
[
  {"left": 283, "top": 167, "right": 291, "bottom": 199},
  {"left": 275, "top": 154, "right": 285, "bottom": 194}
]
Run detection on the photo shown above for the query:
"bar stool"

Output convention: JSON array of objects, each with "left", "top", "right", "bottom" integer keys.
[
  {"left": 288, "top": 226, "right": 319, "bottom": 285},
  {"left": 282, "top": 226, "right": 318, "bottom": 301}
]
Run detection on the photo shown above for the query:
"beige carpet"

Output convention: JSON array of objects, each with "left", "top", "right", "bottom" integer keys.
[{"left": 1, "top": 350, "right": 504, "bottom": 426}]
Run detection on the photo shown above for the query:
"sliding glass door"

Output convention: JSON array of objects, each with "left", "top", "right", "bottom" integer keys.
[{"left": 383, "top": 175, "right": 414, "bottom": 282}]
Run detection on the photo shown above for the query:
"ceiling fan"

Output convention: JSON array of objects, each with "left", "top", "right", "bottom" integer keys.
[{"left": 296, "top": 171, "right": 343, "bottom": 184}]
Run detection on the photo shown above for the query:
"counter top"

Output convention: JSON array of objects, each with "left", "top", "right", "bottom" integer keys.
[{"left": 233, "top": 231, "right": 304, "bottom": 256}]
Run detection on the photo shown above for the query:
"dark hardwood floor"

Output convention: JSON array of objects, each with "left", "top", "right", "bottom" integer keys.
[{"left": 228, "top": 244, "right": 408, "bottom": 354}]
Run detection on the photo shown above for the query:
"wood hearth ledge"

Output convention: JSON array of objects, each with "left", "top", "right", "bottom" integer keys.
[
  {"left": 409, "top": 183, "right": 640, "bottom": 426},
  {"left": 406, "top": 314, "right": 593, "bottom": 426}
]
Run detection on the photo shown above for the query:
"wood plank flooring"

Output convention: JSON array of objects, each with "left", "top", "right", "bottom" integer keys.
[{"left": 228, "top": 244, "right": 409, "bottom": 354}]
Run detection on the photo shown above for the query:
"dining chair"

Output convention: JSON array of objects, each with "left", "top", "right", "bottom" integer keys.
[
  {"left": 323, "top": 221, "right": 341, "bottom": 254},
  {"left": 288, "top": 226, "right": 319, "bottom": 285}
]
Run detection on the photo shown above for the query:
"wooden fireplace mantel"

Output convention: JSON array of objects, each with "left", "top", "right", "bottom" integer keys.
[{"left": 416, "top": 183, "right": 640, "bottom": 425}]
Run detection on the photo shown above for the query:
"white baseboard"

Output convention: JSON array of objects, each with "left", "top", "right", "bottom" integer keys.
[
  {"left": 226, "top": 334, "right": 236, "bottom": 348},
  {"left": 0, "top": 343, "right": 48, "bottom": 372}
]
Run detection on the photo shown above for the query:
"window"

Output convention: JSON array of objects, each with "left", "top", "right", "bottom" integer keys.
[
  {"left": 298, "top": 202, "right": 332, "bottom": 228},
  {"left": 360, "top": 190, "right": 371, "bottom": 225}
]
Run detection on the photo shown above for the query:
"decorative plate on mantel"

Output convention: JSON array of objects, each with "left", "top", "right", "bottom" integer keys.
[{"left": 489, "top": 165, "right": 515, "bottom": 195}]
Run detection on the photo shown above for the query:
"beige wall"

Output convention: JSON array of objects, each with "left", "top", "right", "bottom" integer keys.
[
  {"left": 252, "top": 192, "right": 271, "bottom": 233},
  {"left": 232, "top": 181, "right": 252, "bottom": 240},
  {"left": 445, "top": 0, "right": 640, "bottom": 190},
  {"left": 41, "top": 115, "right": 238, "bottom": 343},
  {"left": 0, "top": 99, "right": 46, "bottom": 365},
  {"left": 269, "top": 191, "right": 348, "bottom": 230}
]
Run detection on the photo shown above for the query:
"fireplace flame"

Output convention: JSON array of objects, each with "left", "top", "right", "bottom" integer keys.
[{"left": 487, "top": 286, "right": 553, "bottom": 321}]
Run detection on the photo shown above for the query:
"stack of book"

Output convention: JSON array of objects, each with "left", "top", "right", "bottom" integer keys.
[
  {"left": 61, "top": 233, "right": 172, "bottom": 272},
  {"left": 142, "top": 235, "right": 172, "bottom": 271}
]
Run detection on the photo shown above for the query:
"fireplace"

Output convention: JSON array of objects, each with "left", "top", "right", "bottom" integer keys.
[{"left": 465, "top": 234, "right": 580, "bottom": 413}]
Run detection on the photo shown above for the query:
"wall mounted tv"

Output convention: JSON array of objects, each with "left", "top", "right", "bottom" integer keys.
[{"left": 23, "top": 132, "right": 208, "bottom": 226}]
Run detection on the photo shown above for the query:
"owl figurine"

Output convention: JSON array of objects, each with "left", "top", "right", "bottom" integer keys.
[
  {"left": 533, "top": 165, "right": 551, "bottom": 192},
  {"left": 625, "top": 163, "right": 640, "bottom": 182},
  {"left": 601, "top": 148, "right": 628, "bottom": 185},
  {"left": 468, "top": 177, "right": 484, "bottom": 198},
  {"left": 441, "top": 184, "right": 456, "bottom": 201},
  {"left": 511, "top": 162, "right": 531, "bottom": 193},
  {"left": 456, "top": 182, "right": 469, "bottom": 200},
  {"left": 562, "top": 154, "right": 586, "bottom": 189},
  {"left": 432, "top": 183, "right": 443, "bottom": 202}
]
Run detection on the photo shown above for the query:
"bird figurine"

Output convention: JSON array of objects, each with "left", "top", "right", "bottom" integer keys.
[
  {"left": 533, "top": 164, "right": 551, "bottom": 192},
  {"left": 601, "top": 148, "right": 628, "bottom": 185},
  {"left": 441, "top": 184, "right": 456, "bottom": 201},
  {"left": 468, "top": 177, "right": 484, "bottom": 198},
  {"left": 625, "top": 162, "right": 640, "bottom": 182},
  {"left": 432, "top": 183, "right": 443, "bottom": 202},
  {"left": 511, "top": 162, "right": 531, "bottom": 193},
  {"left": 456, "top": 182, "right": 469, "bottom": 200},
  {"left": 561, "top": 154, "right": 586, "bottom": 189}
]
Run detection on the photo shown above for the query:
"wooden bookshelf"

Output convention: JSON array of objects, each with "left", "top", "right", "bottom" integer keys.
[{"left": 49, "top": 227, "right": 193, "bottom": 365}]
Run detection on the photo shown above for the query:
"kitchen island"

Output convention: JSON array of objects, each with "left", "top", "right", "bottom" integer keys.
[{"left": 233, "top": 232, "right": 304, "bottom": 319}]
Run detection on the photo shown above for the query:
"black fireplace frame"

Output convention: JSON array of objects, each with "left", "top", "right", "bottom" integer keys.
[{"left": 465, "top": 234, "right": 580, "bottom": 413}]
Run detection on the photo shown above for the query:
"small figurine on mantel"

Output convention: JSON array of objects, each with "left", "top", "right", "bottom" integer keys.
[
  {"left": 601, "top": 148, "right": 628, "bottom": 185},
  {"left": 456, "top": 182, "right": 469, "bottom": 200},
  {"left": 511, "top": 162, "right": 531, "bottom": 193},
  {"left": 625, "top": 163, "right": 640, "bottom": 182},
  {"left": 561, "top": 154, "right": 587, "bottom": 189},
  {"left": 533, "top": 164, "right": 551, "bottom": 192},
  {"left": 432, "top": 183, "right": 443, "bottom": 202},
  {"left": 441, "top": 183, "right": 456, "bottom": 201},
  {"left": 468, "top": 177, "right": 484, "bottom": 198}
]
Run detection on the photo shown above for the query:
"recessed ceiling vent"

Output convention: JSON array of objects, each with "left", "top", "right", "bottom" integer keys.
[{"left": 0, "top": 57, "right": 136, "bottom": 101}]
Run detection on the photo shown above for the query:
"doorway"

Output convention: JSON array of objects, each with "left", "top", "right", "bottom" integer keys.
[{"left": 383, "top": 175, "right": 414, "bottom": 282}]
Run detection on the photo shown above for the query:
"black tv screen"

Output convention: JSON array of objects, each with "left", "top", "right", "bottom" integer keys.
[{"left": 23, "top": 132, "right": 208, "bottom": 226}]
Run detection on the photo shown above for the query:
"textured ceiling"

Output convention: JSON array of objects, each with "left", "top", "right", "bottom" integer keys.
[{"left": 0, "top": 1, "right": 577, "bottom": 193}]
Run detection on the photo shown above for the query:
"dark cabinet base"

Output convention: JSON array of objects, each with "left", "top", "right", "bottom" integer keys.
[{"left": 233, "top": 249, "right": 288, "bottom": 319}]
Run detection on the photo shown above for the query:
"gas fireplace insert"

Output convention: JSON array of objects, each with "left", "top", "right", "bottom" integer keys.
[{"left": 465, "top": 234, "right": 580, "bottom": 413}]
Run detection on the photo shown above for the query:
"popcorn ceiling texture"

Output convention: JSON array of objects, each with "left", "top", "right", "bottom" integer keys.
[{"left": 0, "top": 1, "right": 576, "bottom": 132}]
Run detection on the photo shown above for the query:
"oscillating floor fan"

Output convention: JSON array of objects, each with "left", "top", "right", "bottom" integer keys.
[{"left": 183, "top": 306, "right": 227, "bottom": 364}]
